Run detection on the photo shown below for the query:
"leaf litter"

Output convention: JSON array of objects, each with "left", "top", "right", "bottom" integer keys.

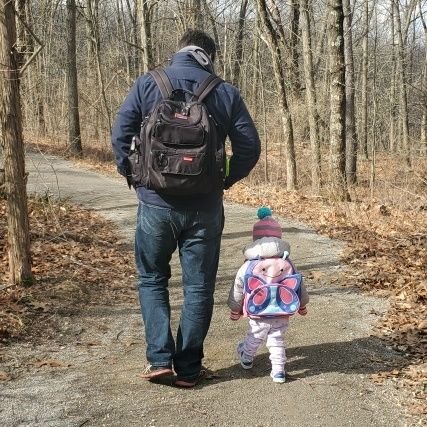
[{"left": 0, "top": 195, "right": 135, "bottom": 347}]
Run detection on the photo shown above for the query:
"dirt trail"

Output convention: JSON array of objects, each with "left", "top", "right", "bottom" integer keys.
[{"left": 0, "top": 153, "right": 415, "bottom": 427}]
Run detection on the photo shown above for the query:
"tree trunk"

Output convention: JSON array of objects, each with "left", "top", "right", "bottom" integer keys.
[
  {"left": 190, "top": 0, "right": 202, "bottom": 29},
  {"left": 202, "top": 0, "right": 224, "bottom": 73},
  {"left": 314, "top": 10, "right": 328, "bottom": 75},
  {"left": 327, "top": 0, "right": 349, "bottom": 200},
  {"left": 87, "top": 0, "right": 112, "bottom": 134},
  {"left": 267, "top": 0, "right": 287, "bottom": 47},
  {"left": 132, "top": 0, "right": 140, "bottom": 76},
  {"left": 255, "top": 0, "right": 297, "bottom": 190},
  {"left": 267, "top": 0, "right": 298, "bottom": 97},
  {"left": 15, "top": 0, "right": 28, "bottom": 68},
  {"left": 422, "top": 106, "right": 427, "bottom": 156},
  {"left": 419, "top": 0, "right": 427, "bottom": 155},
  {"left": 0, "top": 0, "right": 33, "bottom": 285},
  {"left": 300, "top": 0, "right": 321, "bottom": 194},
  {"left": 289, "top": 0, "right": 301, "bottom": 98},
  {"left": 370, "top": 5, "right": 378, "bottom": 199},
  {"left": 343, "top": 0, "right": 357, "bottom": 184},
  {"left": 85, "top": 0, "right": 99, "bottom": 139},
  {"left": 223, "top": 21, "right": 229, "bottom": 80},
  {"left": 360, "top": 0, "right": 369, "bottom": 159},
  {"left": 140, "top": 0, "right": 153, "bottom": 72},
  {"left": 21, "top": 0, "right": 44, "bottom": 136},
  {"left": 258, "top": 43, "right": 268, "bottom": 183},
  {"left": 389, "top": 1, "right": 397, "bottom": 152},
  {"left": 250, "top": 33, "right": 260, "bottom": 115},
  {"left": 66, "top": 0, "right": 82, "bottom": 155},
  {"left": 232, "top": 0, "right": 248, "bottom": 86},
  {"left": 123, "top": 0, "right": 140, "bottom": 79},
  {"left": 393, "top": 0, "right": 411, "bottom": 166},
  {"left": 179, "top": 0, "right": 203, "bottom": 29}
]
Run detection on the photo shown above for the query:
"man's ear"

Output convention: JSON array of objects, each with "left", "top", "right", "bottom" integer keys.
[{"left": 209, "top": 53, "right": 215, "bottom": 63}]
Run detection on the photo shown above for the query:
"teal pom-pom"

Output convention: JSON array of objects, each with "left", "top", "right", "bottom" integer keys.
[{"left": 257, "top": 206, "right": 272, "bottom": 219}]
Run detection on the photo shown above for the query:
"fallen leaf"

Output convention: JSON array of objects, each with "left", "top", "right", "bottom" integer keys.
[
  {"left": 32, "top": 359, "right": 70, "bottom": 368},
  {"left": 76, "top": 341, "right": 102, "bottom": 347},
  {"left": 125, "top": 341, "right": 139, "bottom": 347},
  {"left": 308, "top": 271, "right": 325, "bottom": 281},
  {"left": 0, "top": 371, "right": 11, "bottom": 381},
  {"left": 28, "top": 301, "right": 49, "bottom": 312}
]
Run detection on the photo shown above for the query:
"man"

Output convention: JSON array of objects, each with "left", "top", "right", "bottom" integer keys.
[{"left": 111, "top": 29, "right": 260, "bottom": 387}]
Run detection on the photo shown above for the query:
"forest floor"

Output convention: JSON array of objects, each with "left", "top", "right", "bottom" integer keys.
[{"left": 0, "top": 147, "right": 426, "bottom": 426}]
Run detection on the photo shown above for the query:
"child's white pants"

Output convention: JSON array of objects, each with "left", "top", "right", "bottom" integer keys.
[{"left": 241, "top": 317, "right": 289, "bottom": 374}]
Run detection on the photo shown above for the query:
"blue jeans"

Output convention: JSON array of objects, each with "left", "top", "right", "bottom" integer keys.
[{"left": 135, "top": 201, "right": 224, "bottom": 380}]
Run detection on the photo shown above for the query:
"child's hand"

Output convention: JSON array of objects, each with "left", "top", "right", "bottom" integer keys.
[
  {"left": 298, "top": 306, "right": 308, "bottom": 316},
  {"left": 230, "top": 311, "right": 241, "bottom": 321}
]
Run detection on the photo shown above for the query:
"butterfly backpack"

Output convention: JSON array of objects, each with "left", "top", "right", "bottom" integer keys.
[{"left": 242, "top": 254, "right": 302, "bottom": 317}]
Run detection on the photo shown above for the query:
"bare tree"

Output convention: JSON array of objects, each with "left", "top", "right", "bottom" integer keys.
[
  {"left": 267, "top": 0, "right": 287, "bottom": 45},
  {"left": 393, "top": 0, "right": 411, "bottom": 166},
  {"left": 86, "top": 0, "right": 112, "bottom": 133},
  {"left": 139, "top": 0, "right": 153, "bottom": 72},
  {"left": 202, "top": 0, "right": 224, "bottom": 73},
  {"left": 15, "top": 0, "right": 31, "bottom": 67},
  {"left": 360, "top": 0, "right": 369, "bottom": 159},
  {"left": 289, "top": 0, "right": 301, "bottom": 98},
  {"left": 15, "top": 0, "right": 45, "bottom": 138},
  {"left": 222, "top": 20, "right": 229, "bottom": 79},
  {"left": 300, "top": 0, "right": 321, "bottom": 193},
  {"left": 370, "top": 5, "right": 379, "bottom": 198},
  {"left": 176, "top": 0, "right": 203, "bottom": 31},
  {"left": 232, "top": 0, "right": 249, "bottom": 86},
  {"left": 255, "top": 0, "right": 297, "bottom": 190},
  {"left": 390, "top": 1, "right": 398, "bottom": 152},
  {"left": 66, "top": 0, "right": 82, "bottom": 155},
  {"left": 190, "top": 0, "right": 203, "bottom": 29},
  {"left": 1, "top": 0, "right": 33, "bottom": 285},
  {"left": 327, "top": 0, "right": 349, "bottom": 200},
  {"left": 250, "top": 32, "right": 260, "bottom": 113},
  {"left": 267, "top": 0, "right": 302, "bottom": 99},
  {"left": 420, "top": 0, "right": 427, "bottom": 154},
  {"left": 257, "top": 41, "right": 269, "bottom": 183},
  {"left": 130, "top": 0, "right": 140, "bottom": 77},
  {"left": 314, "top": 9, "right": 329, "bottom": 75},
  {"left": 343, "top": 0, "right": 357, "bottom": 184}
]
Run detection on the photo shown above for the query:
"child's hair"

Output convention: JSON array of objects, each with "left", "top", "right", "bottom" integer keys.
[{"left": 252, "top": 207, "right": 282, "bottom": 241}]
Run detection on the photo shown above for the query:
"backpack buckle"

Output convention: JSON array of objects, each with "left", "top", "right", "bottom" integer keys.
[
  {"left": 157, "top": 153, "right": 168, "bottom": 168},
  {"left": 182, "top": 104, "right": 191, "bottom": 116}
]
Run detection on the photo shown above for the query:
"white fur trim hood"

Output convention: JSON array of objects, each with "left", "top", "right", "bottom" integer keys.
[{"left": 243, "top": 237, "right": 291, "bottom": 260}]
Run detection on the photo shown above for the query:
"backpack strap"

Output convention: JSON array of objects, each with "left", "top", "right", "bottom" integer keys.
[
  {"left": 194, "top": 74, "right": 223, "bottom": 102},
  {"left": 245, "top": 259, "right": 258, "bottom": 276},
  {"left": 149, "top": 68, "right": 174, "bottom": 99}
]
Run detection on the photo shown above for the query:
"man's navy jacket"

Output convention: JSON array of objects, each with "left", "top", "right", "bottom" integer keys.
[{"left": 111, "top": 51, "right": 261, "bottom": 209}]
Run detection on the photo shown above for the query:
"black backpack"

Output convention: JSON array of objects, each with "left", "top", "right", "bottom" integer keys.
[{"left": 127, "top": 68, "right": 226, "bottom": 195}]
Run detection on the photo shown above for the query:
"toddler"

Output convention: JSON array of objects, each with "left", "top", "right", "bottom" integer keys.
[{"left": 228, "top": 207, "right": 309, "bottom": 383}]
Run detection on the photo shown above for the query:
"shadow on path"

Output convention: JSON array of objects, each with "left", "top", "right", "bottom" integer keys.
[{"left": 155, "top": 336, "right": 407, "bottom": 390}]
